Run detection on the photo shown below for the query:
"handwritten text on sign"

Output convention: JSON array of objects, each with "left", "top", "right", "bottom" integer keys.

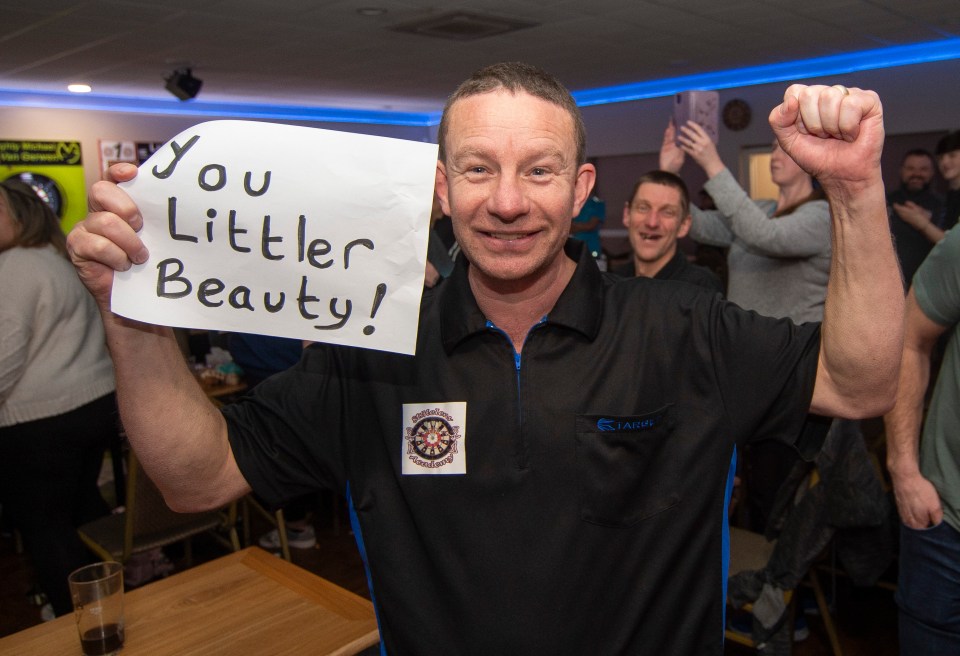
[{"left": 110, "top": 121, "right": 438, "bottom": 355}]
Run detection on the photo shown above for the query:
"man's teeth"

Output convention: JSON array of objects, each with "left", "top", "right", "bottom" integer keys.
[{"left": 492, "top": 233, "right": 523, "bottom": 240}]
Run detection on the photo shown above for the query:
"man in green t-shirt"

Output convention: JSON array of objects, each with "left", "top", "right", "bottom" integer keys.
[{"left": 885, "top": 223, "right": 960, "bottom": 653}]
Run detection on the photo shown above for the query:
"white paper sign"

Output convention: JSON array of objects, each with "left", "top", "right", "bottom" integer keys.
[{"left": 111, "top": 120, "right": 438, "bottom": 355}]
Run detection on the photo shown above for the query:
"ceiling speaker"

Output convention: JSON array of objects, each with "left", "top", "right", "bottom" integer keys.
[{"left": 165, "top": 68, "right": 202, "bottom": 101}]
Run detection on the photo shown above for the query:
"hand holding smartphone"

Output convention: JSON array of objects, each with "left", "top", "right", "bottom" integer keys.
[{"left": 673, "top": 90, "right": 719, "bottom": 146}]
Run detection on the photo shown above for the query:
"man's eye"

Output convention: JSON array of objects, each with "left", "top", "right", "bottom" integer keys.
[
  {"left": 531, "top": 167, "right": 551, "bottom": 176},
  {"left": 470, "top": 166, "right": 486, "bottom": 174}
]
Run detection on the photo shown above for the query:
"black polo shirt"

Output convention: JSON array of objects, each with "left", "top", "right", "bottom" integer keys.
[
  {"left": 612, "top": 249, "right": 724, "bottom": 295},
  {"left": 225, "top": 240, "right": 822, "bottom": 655}
]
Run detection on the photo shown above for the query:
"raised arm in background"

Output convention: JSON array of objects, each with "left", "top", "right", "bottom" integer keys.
[
  {"left": 660, "top": 120, "right": 830, "bottom": 258},
  {"left": 659, "top": 122, "right": 735, "bottom": 247}
]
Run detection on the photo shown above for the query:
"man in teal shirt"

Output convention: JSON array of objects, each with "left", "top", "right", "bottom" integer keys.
[{"left": 569, "top": 188, "right": 605, "bottom": 259}]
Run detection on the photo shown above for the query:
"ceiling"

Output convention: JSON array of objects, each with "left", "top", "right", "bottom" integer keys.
[{"left": 2, "top": 0, "right": 959, "bottom": 116}]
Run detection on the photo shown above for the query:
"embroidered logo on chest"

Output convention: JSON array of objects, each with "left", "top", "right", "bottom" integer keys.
[{"left": 402, "top": 402, "right": 466, "bottom": 475}]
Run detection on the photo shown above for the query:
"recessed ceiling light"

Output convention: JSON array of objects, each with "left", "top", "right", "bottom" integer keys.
[
  {"left": 357, "top": 8, "right": 386, "bottom": 16},
  {"left": 392, "top": 11, "right": 537, "bottom": 41},
  {"left": 67, "top": 84, "right": 92, "bottom": 93}
]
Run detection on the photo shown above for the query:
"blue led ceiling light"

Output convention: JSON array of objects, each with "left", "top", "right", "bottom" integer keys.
[
  {"left": 0, "top": 37, "right": 958, "bottom": 124},
  {"left": 572, "top": 37, "right": 960, "bottom": 107},
  {"left": 0, "top": 89, "right": 440, "bottom": 126}
]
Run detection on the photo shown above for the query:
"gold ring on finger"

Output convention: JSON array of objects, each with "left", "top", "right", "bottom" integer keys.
[{"left": 832, "top": 84, "right": 849, "bottom": 96}]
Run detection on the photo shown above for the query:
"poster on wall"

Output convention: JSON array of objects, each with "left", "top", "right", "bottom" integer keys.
[
  {"left": 0, "top": 139, "right": 87, "bottom": 233},
  {"left": 99, "top": 140, "right": 164, "bottom": 177}
]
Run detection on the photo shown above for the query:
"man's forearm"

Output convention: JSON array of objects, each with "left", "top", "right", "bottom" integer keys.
[
  {"left": 918, "top": 220, "right": 945, "bottom": 244},
  {"left": 816, "top": 178, "right": 904, "bottom": 417},
  {"left": 102, "top": 311, "right": 248, "bottom": 511},
  {"left": 884, "top": 344, "right": 928, "bottom": 483}
]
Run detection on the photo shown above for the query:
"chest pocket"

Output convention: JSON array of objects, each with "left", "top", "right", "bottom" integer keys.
[{"left": 575, "top": 405, "right": 680, "bottom": 528}]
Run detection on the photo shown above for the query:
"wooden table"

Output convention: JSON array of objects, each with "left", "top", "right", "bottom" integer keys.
[
  {"left": 194, "top": 375, "right": 248, "bottom": 400},
  {"left": 0, "top": 548, "right": 379, "bottom": 655}
]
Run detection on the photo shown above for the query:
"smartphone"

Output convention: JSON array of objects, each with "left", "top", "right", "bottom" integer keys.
[{"left": 673, "top": 90, "right": 719, "bottom": 146}]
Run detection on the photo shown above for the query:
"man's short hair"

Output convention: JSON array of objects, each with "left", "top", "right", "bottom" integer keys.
[
  {"left": 628, "top": 170, "right": 691, "bottom": 217},
  {"left": 935, "top": 131, "right": 960, "bottom": 156},
  {"left": 901, "top": 148, "right": 936, "bottom": 165},
  {"left": 437, "top": 62, "right": 587, "bottom": 167}
]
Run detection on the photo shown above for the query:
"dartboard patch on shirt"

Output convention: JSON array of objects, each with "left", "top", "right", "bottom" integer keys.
[{"left": 402, "top": 402, "right": 466, "bottom": 475}]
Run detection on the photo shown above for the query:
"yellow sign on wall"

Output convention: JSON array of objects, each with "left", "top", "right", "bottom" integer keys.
[{"left": 0, "top": 140, "right": 87, "bottom": 233}]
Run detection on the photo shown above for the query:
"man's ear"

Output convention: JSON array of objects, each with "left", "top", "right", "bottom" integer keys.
[
  {"left": 435, "top": 161, "right": 451, "bottom": 216},
  {"left": 622, "top": 202, "right": 631, "bottom": 228},
  {"left": 572, "top": 163, "right": 597, "bottom": 217},
  {"left": 677, "top": 214, "right": 692, "bottom": 239}
]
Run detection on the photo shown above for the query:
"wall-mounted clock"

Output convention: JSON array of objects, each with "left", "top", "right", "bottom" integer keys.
[{"left": 722, "top": 99, "right": 752, "bottom": 131}]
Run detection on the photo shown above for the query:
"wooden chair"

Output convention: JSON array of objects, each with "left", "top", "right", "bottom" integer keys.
[
  {"left": 241, "top": 495, "right": 291, "bottom": 562},
  {"left": 77, "top": 449, "right": 240, "bottom": 566}
]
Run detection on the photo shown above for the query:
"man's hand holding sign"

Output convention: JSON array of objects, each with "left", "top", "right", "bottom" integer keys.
[
  {"left": 76, "top": 121, "right": 437, "bottom": 355},
  {"left": 67, "top": 121, "right": 437, "bottom": 507}
]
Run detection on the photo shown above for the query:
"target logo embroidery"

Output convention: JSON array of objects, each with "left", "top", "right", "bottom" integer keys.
[{"left": 402, "top": 402, "right": 467, "bottom": 475}]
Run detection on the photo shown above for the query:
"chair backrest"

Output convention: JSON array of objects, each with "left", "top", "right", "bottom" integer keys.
[{"left": 78, "top": 448, "right": 239, "bottom": 563}]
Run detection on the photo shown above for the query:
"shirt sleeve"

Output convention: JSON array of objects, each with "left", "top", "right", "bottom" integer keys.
[
  {"left": 914, "top": 224, "right": 960, "bottom": 327},
  {"left": 689, "top": 205, "right": 735, "bottom": 247},
  {"left": 704, "top": 168, "right": 831, "bottom": 258},
  {"left": 707, "top": 296, "right": 823, "bottom": 457},
  {"left": 223, "top": 344, "right": 348, "bottom": 508}
]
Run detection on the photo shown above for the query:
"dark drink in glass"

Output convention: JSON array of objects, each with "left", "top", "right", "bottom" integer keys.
[{"left": 80, "top": 622, "right": 124, "bottom": 655}]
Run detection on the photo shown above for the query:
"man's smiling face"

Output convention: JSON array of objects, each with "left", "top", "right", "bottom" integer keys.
[
  {"left": 623, "top": 182, "right": 690, "bottom": 276},
  {"left": 436, "top": 89, "right": 593, "bottom": 291}
]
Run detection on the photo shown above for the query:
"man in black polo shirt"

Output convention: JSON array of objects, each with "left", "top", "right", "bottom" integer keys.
[
  {"left": 68, "top": 65, "right": 902, "bottom": 654},
  {"left": 614, "top": 169, "right": 724, "bottom": 293}
]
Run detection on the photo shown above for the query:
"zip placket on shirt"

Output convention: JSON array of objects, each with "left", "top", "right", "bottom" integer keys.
[{"left": 485, "top": 316, "right": 548, "bottom": 470}]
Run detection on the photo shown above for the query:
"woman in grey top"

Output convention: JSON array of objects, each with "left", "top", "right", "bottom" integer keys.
[{"left": 660, "top": 120, "right": 830, "bottom": 325}]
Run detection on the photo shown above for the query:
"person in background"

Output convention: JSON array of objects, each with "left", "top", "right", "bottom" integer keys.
[
  {"left": 936, "top": 130, "right": 960, "bottom": 232},
  {"left": 693, "top": 187, "right": 729, "bottom": 287},
  {"left": 887, "top": 148, "right": 945, "bottom": 286},
  {"left": 569, "top": 178, "right": 605, "bottom": 262},
  {"left": 885, "top": 223, "right": 960, "bottom": 653},
  {"left": 227, "top": 333, "right": 303, "bottom": 390},
  {"left": 425, "top": 192, "right": 456, "bottom": 288},
  {"left": 661, "top": 118, "right": 832, "bottom": 536},
  {"left": 0, "top": 180, "right": 118, "bottom": 618},
  {"left": 67, "top": 65, "right": 902, "bottom": 654},
  {"left": 614, "top": 169, "right": 723, "bottom": 294},
  {"left": 660, "top": 120, "right": 830, "bottom": 325}
]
